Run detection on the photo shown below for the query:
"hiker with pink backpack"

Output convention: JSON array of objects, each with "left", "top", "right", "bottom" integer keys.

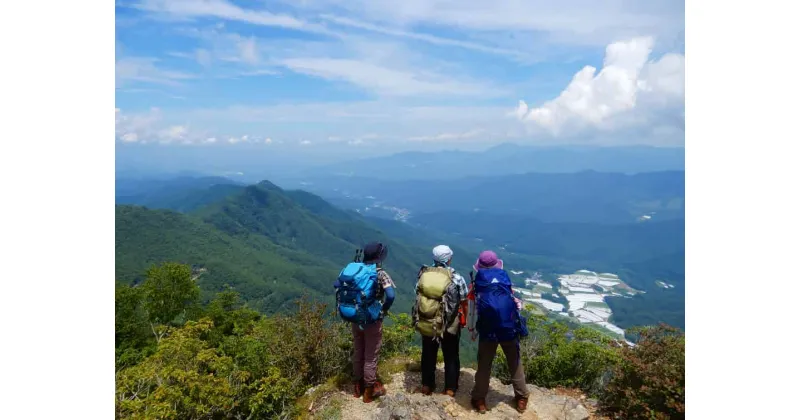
[{"left": 467, "top": 250, "right": 530, "bottom": 414}]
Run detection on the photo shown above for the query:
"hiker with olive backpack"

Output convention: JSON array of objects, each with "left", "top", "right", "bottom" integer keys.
[
  {"left": 334, "top": 242, "right": 396, "bottom": 403},
  {"left": 412, "top": 245, "right": 469, "bottom": 397}
]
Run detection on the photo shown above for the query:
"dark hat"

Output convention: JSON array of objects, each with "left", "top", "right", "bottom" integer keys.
[{"left": 363, "top": 242, "right": 388, "bottom": 264}]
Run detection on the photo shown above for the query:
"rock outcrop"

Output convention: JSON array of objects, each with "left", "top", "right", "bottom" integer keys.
[{"left": 326, "top": 365, "right": 594, "bottom": 420}]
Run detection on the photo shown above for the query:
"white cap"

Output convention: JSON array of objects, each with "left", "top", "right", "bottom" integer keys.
[{"left": 432, "top": 245, "right": 453, "bottom": 264}]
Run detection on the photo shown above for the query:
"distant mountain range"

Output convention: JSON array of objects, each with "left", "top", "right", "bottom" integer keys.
[
  {"left": 283, "top": 170, "right": 685, "bottom": 225},
  {"left": 116, "top": 144, "right": 685, "bottom": 185},
  {"left": 283, "top": 144, "right": 685, "bottom": 182}
]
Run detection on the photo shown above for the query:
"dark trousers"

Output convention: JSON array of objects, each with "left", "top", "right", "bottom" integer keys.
[
  {"left": 471, "top": 339, "right": 529, "bottom": 400},
  {"left": 421, "top": 330, "right": 461, "bottom": 391}
]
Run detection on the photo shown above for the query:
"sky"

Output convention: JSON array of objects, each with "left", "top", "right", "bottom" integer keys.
[{"left": 115, "top": 0, "right": 685, "bottom": 168}]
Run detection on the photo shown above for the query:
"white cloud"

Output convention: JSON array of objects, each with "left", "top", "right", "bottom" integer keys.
[
  {"left": 293, "top": 0, "right": 683, "bottom": 47},
  {"left": 264, "top": 137, "right": 273, "bottom": 144},
  {"left": 196, "top": 48, "right": 213, "bottom": 67},
  {"left": 133, "top": 0, "right": 326, "bottom": 33},
  {"left": 319, "top": 14, "right": 524, "bottom": 58},
  {"left": 239, "top": 69, "right": 280, "bottom": 77},
  {"left": 409, "top": 129, "right": 485, "bottom": 142},
  {"left": 237, "top": 37, "right": 259, "bottom": 65},
  {"left": 205, "top": 137, "right": 218, "bottom": 144},
  {"left": 516, "top": 37, "right": 684, "bottom": 135},
  {"left": 116, "top": 56, "right": 195, "bottom": 87},
  {"left": 159, "top": 125, "right": 189, "bottom": 143},
  {"left": 300, "top": 140, "right": 312, "bottom": 145},
  {"left": 280, "top": 57, "right": 492, "bottom": 97},
  {"left": 121, "top": 133, "right": 139, "bottom": 143}
]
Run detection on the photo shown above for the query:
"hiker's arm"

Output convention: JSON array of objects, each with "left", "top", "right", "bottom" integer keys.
[{"left": 382, "top": 286, "right": 395, "bottom": 313}]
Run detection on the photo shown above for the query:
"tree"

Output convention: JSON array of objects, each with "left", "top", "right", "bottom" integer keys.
[{"left": 141, "top": 263, "right": 200, "bottom": 341}]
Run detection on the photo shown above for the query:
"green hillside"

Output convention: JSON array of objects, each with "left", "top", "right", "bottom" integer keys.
[{"left": 115, "top": 182, "right": 463, "bottom": 315}]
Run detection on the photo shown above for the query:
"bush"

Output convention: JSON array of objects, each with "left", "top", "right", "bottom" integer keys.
[
  {"left": 600, "top": 324, "right": 685, "bottom": 419},
  {"left": 381, "top": 312, "right": 419, "bottom": 358},
  {"left": 116, "top": 291, "right": 352, "bottom": 419},
  {"left": 494, "top": 315, "right": 621, "bottom": 395}
]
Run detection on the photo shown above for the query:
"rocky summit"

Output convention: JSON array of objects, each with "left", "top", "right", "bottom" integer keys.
[{"left": 327, "top": 365, "right": 594, "bottom": 420}]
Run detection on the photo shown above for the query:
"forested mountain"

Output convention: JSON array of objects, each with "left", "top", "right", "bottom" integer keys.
[
  {"left": 116, "top": 181, "right": 472, "bottom": 314},
  {"left": 115, "top": 175, "right": 684, "bottom": 329},
  {"left": 115, "top": 176, "right": 244, "bottom": 213}
]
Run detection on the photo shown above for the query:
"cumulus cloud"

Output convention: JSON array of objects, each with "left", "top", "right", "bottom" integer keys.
[{"left": 516, "top": 37, "right": 684, "bottom": 135}]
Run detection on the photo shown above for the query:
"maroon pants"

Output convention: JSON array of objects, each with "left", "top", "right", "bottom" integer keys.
[{"left": 352, "top": 320, "right": 383, "bottom": 386}]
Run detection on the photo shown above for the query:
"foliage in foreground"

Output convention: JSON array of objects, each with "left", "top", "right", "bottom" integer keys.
[
  {"left": 116, "top": 263, "right": 682, "bottom": 419},
  {"left": 115, "top": 263, "right": 418, "bottom": 420},
  {"left": 492, "top": 315, "right": 684, "bottom": 419},
  {"left": 600, "top": 325, "right": 685, "bottom": 419}
]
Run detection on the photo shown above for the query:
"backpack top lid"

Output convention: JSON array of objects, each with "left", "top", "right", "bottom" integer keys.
[
  {"left": 338, "top": 261, "right": 377, "bottom": 285},
  {"left": 473, "top": 267, "right": 512, "bottom": 289},
  {"left": 418, "top": 266, "right": 452, "bottom": 299}
]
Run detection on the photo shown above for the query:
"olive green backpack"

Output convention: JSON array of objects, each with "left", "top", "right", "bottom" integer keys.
[{"left": 414, "top": 266, "right": 453, "bottom": 338}]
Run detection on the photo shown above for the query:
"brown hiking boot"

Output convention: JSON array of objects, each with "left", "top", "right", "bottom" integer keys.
[
  {"left": 442, "top": 389, "right": 455, "bottom": 397},
  {"left": 363, "top": 386, "right": 374, "bottom": 403},
  {"left": 471, "top": 398, "right": 487, "bottom": 414},
  {"left": 414, "top": 385, "right": 433, "bottom": 396},
  {"left": 352, "top": 379, "right": 364, "bottom": 398},
  {"left": 372, "top": 381, "right": 386, "bottom": 398},
  {"left": 515, "top": 396, "right": 529, "bottom": 413}
]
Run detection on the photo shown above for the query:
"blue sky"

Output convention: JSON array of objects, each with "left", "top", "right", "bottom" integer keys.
[{"left": 115, "top": 0, "right": 685, "bottom": 164}]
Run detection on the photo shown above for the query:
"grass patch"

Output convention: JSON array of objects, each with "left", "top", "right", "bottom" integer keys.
[
  {"left": 295, "top": 375, "right": 351, "bottom": 420},
  {"left": 378, "top": 356, "right": 419, "bottom": 384}
]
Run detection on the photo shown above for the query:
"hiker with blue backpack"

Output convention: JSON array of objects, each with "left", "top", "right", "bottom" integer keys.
[
  {"left": 411, "top": 245, "right": 469, "bottom": 397},
  {"left": 467, "top": 250, "right": 530, "bottom": 414},
  {"left": 334, "top": 242, "right": 396, "bottom": 403}
]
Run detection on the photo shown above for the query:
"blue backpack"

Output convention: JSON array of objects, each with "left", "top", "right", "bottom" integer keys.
[
  {"left": 336, "top": 261, "right": 382, "bottom": 327},
  {"left": 473, "top": 268, "right": 526, "bottom": 342}
]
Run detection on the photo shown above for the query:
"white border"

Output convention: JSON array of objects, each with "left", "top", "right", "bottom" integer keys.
[
  {"left": 1, "top": 1, "right": 799, "bottom": 418},
  {"left": 1, "top": 0, "right": 113, "bottom": 417},
  {"left": 688, "top": 0, "right": 800, "bottom": 418}
]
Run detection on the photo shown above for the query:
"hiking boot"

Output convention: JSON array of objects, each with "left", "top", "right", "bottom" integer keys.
[
  {"left": 414, "top": 385, "right": 433, "bottom": 396},
  {"left": 514, "top": 396, "right": 529, "bottom": 413},
  {"left": 372, "top": 381, "right": 386, "bottom": 398},
  {"left": 471, "top": 398, "right": 487, "bottom": 414},
  {"left": 363, "top": 386, "right": 375, "bottom": 403},
  {"left": 441, "top": 389, "right": 455, "bottom": 397},
  {"left": 352, "top": 379, "right": 365, "bottom": 398}
]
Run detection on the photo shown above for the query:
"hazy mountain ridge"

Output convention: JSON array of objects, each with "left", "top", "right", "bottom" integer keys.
[{"left": 295, "top": 144, "right": 685, "bottom": 181}]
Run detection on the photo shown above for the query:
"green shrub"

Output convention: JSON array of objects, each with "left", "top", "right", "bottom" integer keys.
[
  {"left": 116, "top": 290, "right": 351, "bottom": 419},
  {"left": 493, "top": 315, "right": 621, "bottom": 395},
  {"left": 381, "top": 312, "right": 419, "bottom": 358},
  {"left": 600, "top": 324, "right": 685, "bottom": 419}
]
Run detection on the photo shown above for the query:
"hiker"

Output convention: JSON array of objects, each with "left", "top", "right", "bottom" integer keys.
[
  {"left": 468, "top": 250, "right": 530, "bottom": 414},
  {"left": 412, "top": 245, "right": 469, "bottom": 397},
  {"left": 334, "top": 242, "right": 396, "bottom": 403}
]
